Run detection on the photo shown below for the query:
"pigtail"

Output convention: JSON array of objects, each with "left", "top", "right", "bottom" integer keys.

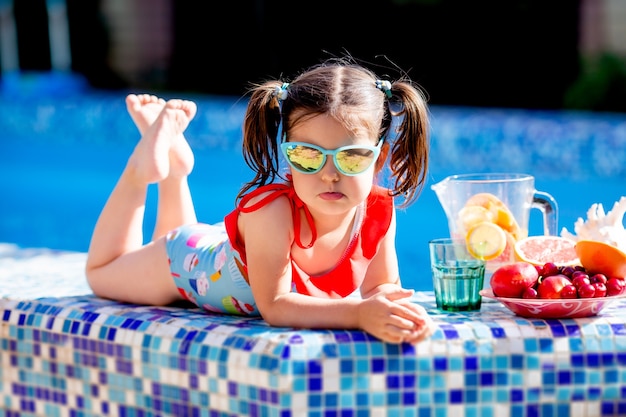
[
  {"left": 387, "top": 80, "right": 430, "bottom": 208},
  {"left": 238, "top": 81, "right": 285, "bottom": 201}
]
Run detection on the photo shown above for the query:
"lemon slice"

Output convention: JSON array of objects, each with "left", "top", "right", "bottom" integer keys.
[
  {"left": 465, "top": 221, "right": 507, "bottom": 261},
  {"left": 463, "top": 192, "right": 522, "bottom": 239}
]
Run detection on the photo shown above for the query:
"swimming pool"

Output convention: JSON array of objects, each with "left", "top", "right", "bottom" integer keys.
[{"left": 1, "top": 85, "right": 625, "bottom": 292}]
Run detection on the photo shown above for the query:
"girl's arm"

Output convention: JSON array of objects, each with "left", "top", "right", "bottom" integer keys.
[
  {"left": 241, "top": 197, "right": 433, "bottom": 344},
  {"left": 358, "top": 208, "right": 435, "bottom": 342},
  {"left": 359, "top": 207, "right": 405, "bottom": 297}
]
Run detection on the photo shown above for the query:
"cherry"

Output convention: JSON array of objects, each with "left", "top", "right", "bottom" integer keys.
[
  {"left": 541, "top": 262, "right": 560, "bottom": 277},
  {"left": 560, "top": 284, "right": 579, "bottom": 299},
  {"left": 590, "top": 273, "right": 608, "bottom": 284},
  {"left": 593, "top": 282, "right": 607, "bottom": 298},
  {"left": 522, "top": 287, "right": 538, "bottom": 299},
  {"left": 577, "top": 283, "right": 596, "bottom": 298},
  {"left": 561, "top": 266, "right": 577, "bottom": 277},
  {"left": 606, "top": 278, "right": 625, "bottom": 296},
  {"left": 571, "top": 274, "right": 591, "bottom": 289}
]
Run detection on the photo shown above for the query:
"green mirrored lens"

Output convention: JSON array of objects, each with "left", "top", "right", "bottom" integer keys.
[
  {"left": 335, "top": 149, "right": 376, "bottom": 174},
  {"left": 286, "top": 145, "right": 324, "bottom": 172}
]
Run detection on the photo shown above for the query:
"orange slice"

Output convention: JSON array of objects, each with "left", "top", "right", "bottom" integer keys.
[
  {"left": 465, "top": 221, "right": 507, "bottom": 261},
  {"left": 457, "top": 205, "right": 495, "bottom": 233},
  {"left": 493, "top": 207, "right": 522, "bottom": 239},
  {"left": 575, "top": 240, "right": 626, "bottom": 278},
  {"left": 464, "top": 192, "right": 505, "bottom": 208},
  {"left": 514, "top": 235, "right": 579, "bottom": 267}
]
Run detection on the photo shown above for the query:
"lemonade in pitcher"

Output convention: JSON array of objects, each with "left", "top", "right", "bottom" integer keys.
[
  {"left": 456, "top": 192, "right": 525, "bottom": 263},
  {"left": 431, "top": 173, "right": 558, "bottom": 286}
]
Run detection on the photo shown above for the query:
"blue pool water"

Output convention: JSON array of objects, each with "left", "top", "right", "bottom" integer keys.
[{"left": 1, "top": 85, "right": 625, "bottom": 291}]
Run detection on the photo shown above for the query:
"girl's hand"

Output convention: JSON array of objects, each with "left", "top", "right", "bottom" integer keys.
[
  {"left": 358, "top": 291, "right": 435, "bottom": 344},
  {"left": 394, "top": 298, "right": 436, "bottom": 344}
]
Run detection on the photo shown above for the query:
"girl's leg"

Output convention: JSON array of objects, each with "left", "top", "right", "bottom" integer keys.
[
  {"left": 125, "top": 94, "right": 198, "bottom": 238},
  {"left": 85, "top": 99, "right": 197, "bottom": 305}
]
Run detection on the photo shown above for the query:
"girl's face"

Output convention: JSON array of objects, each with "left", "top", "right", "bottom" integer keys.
[{"left": 285, "top": 114, "right": 379, "bottom": 218}]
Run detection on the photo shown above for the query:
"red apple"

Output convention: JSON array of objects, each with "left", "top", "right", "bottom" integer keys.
[
  {"left": 491, "top": 262, "right": 539, "bottom": 298},
  {"left": 537, "top": 274, "right": 572, "bottom": 299}
]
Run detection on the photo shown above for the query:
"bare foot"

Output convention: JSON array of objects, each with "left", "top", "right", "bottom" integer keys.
[
  {"left": 127, "top": 99, "right": 197, "bottom": 184},
  {"left": 126, "top": 94, "right": 166, "bottom": 134},
  {"left": 126, "top": 94, "right": 196, "bottom": 180}
]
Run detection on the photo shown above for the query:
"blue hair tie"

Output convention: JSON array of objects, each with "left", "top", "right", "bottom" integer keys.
[
  {"left": 275, "top": 83, "right": 289, "bottom": 101},
  {"left": 375, "top": 80, "right": 392, "bottom": 98}
]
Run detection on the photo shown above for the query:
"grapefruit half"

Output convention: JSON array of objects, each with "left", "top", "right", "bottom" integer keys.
[{"left": 514, "top": 236, "right": 579, "bottom": 267}]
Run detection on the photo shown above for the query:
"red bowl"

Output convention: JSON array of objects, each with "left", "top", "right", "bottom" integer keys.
[
  {"left": 575, "top": 240, "right": 626, "bottom": 278},
  {"left": 480, "top": 289, "right": 626, "bottom": 319}
]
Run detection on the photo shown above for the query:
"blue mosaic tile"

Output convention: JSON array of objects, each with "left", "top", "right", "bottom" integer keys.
[{"left": 2, "top": 286, "right": 626, "bottom": 415}]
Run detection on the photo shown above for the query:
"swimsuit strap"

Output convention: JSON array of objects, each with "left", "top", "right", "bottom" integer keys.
[{"left": 237, "top": 184, "right": 317, "bottom": 249}]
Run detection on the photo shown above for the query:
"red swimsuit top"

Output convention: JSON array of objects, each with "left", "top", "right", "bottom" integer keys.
[{"left": 223, "top": 183, "right": 393, "bottom": 298}]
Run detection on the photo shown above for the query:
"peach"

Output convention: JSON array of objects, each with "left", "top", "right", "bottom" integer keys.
[
  {"left": 491, "top": 262, "right": 539, "bottom": 298},
  {"left": 537, "top": 274, "right": 572, "bottom": 299}
]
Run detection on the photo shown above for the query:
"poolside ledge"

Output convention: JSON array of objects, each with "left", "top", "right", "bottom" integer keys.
[{"left": 2, "top": 247, "right": 626, "bottom": 416}]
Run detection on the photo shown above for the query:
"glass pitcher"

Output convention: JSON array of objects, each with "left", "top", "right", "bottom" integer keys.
[{"left": 431, "top": 173, "right": 558, "bottom": 282}]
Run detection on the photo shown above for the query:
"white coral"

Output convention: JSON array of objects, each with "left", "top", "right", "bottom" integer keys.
[{"left": 561, "top": 196, "right": 626, "bottom": 252}]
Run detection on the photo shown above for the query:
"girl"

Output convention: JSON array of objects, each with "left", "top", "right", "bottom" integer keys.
[{"left": 86, "top": 59, "right": 435, "bottom": 344}]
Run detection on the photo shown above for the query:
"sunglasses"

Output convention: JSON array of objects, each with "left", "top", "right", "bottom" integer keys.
[{"left": 280, "top": 140, "right": 383, "bottom": 176}]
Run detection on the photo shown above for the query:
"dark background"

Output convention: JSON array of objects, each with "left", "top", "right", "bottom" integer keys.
[
  {"left": 168, "top": 0, "right": 580, "bottom": 110},
  {"left": 8, "top": 0, "right": 626, "bottom": 112}
]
